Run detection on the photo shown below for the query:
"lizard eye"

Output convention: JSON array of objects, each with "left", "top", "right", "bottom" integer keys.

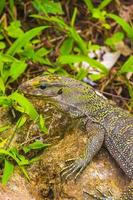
[{"left": 39, "top": 83, "right": 47, "bottom": 89}]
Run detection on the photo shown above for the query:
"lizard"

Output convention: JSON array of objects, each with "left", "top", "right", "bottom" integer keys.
[{"left": 19, "top": 74, "right": 133, "bottom": 199}]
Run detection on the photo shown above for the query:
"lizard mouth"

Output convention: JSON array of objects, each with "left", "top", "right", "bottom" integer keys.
[{"left": 18, "top": 82, "right": 34, "bottom": 95}]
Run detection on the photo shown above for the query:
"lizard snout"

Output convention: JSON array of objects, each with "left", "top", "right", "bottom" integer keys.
[{"left": 18, "top": 82, "right": 30, "bottom": 94}]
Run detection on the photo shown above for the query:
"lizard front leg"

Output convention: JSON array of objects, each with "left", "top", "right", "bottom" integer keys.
[{"left": 61, "top": 122, "right": 105, "bottom": 180}]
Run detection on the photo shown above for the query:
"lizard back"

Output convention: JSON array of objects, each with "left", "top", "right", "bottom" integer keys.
[{"left": 100, "top": 107, "right": 133, "bottom": 179}]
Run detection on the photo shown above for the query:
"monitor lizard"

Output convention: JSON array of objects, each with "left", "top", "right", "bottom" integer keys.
[{"left": 19, "top": 75, "right": 133, "bottom": 199}]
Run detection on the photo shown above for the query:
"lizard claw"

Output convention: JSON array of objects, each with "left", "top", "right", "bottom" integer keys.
[
  {"left": 60, "top": 158, "right": 87, "bottom": 181},
  {"left": 83, "top": 189, "right": 114, "bottom": 200}
]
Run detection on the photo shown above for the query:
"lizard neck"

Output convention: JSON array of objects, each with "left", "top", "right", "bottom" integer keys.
[{"left": 74, "top": 89, "right": 109, "bottom": 122}]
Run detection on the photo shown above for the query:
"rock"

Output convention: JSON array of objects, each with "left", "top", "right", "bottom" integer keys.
[
  {"left": 0, "top": 172, "right": 36, "bottom": 200},
  {"left": 0, "top": 100, "right": 130, "bottom": 200}
]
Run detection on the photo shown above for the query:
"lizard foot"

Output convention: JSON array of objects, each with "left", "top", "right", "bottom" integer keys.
[
  {"left": 83, "top": 189, "right": 114, "bottom": 200},
  {"left": 61, "top": 158, "right": 87, "bottom": 180}
]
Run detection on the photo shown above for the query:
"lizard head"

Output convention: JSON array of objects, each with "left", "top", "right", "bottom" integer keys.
[{"left": 19, "top": 75, "right": 94, "bottom": 117}]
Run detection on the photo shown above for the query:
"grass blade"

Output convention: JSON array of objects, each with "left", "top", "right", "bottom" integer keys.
[
  {"left": 69, "top": 27, "right": 88, "bottom": 54},
  {"left": 10, "top": 92, "right": 39, "bottom": 120},
  {"left": 2, "top": 159, "right": 14, "bottom": 185},
  {"left": 83, "top": 0, "right": 94, "bottom": 13},
  {"left": 58, "top": 54, "right": 108, "bottom": 73},
  {"left": 7, "top": 26, "right": 49, "bottom": 56},
  {"left": 107, "top": 14, "right": 133, "bottom": 41},
  {"left": 0, "top": 77, "right": 5, "bottom": 93},
  {"left": 119, "top": 56, "right": 133, "bottom": 74},
  {"left": 98, "top": 0, "right": 113, "bottom": 10},
  {"left": 9, "top": 60, "right": 27, "bottom": 82},
  {"left": 0, "top": 0, "right": 5, "bottom": 14},
  {"left": 60, "top": 37, "right": 74, "bottom": 55}
]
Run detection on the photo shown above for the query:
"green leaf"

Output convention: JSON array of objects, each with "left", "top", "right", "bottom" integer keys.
[
  {"left": 0, "top": 96, "right": 12, "bottom": 106},
  {"left": 16, "top": 155, "right": 29, "bottom": 165},
  {"left": 88, "top": 43, "right": 100, "bottom": 51},
  {"left": 58, "top": 54, "right": 108, "bottom": 73},
  {"left": 10, "top": 92, "right": 39, "bottom": 120},
  {"left": 0, "top": 42, "right": 6, "bottom": 49},
  {"left": 9, "top": 0, "right": 14, "bottom": 13},
  {"left": 23, "top": 140, "right": 50, "bottom": 153},
  {"left": 6, "top": 20, "right": 24, "bottom": 38},
  {"left": 29, "top": 155, "right": 42, "bottom": 164},
  {"left": 39, "top": 114, "right": 48, "bottom": 133},
  {"left": 69, "top": 27, "right": 88, "bottom": 54},
  {"left": 19, "top": 166, "right": 30, "bottom": 180},
  {"left": 0, "top": 125, "right": 10, "bottom": 133},
  {"left": 9, "top": 148, "right": 29, "bottom": 165},
  {"left": 50, "top": 15, "right": 68, "bottom": 28},
  {"left": 71, "top": 7, "right": 77, "bottom": 27},
  {"left": 119, "top": 56, "right": 133, "bottom": 74},
  {"left": 2, "top": 159, "right": 14, "bottom": 185},
  {"left": 0, "top": 77, "right": 5, "bottom": 93},
  {"left": 83, "top": 0, "right": 94, "bottom": 13},
  {"left": 0, "top": 138, "right": 8, "bottom": 148},
  {"left": 9, "top": 60, "right": 27, "bottom": 82},
  {"left": 60, "top": 37, "right": 74, "bottom": 55},
  {"left": 105, "top": 32, "right": 124, "bottom": 48},
  {"left": 107, "top": 14, "right": 133, "bottom": 41},
  {"left": 0, "top": 0, "right": 5, "bottom": 14},
  {"left": 33, "top": 0, "right": 64, "bottom": 15},
  {"left": 44, "top": 1, "right": 63, "bottom": 14},
  {"left": 33, "top": 47, "right": 51, "bottom": 64},
  {"left": 22, "top": 44, "right": 35, "bottom": 60},
  {"left": 16, "top": 116, "right": 27, "bottom": 129},
  {"left": 35, "top": 47, "right": 50, "bottom": 57},
  {"left": 98, "top": 0, "right": 113, "bottom": 10},
  {"left": 0, "top": 54, "right": 15, "bottom": 63},
  {"left": 89, "top": 73, "right": 105, "bottom": 81},
  {"left": 0, "top": 149, "right": 19, "bottom": 164},
  {"left": 76, "top": 68, "right": 88, "bottom": 80},
  {"left": 32, "top": 0, "right": 48, "bottom": 16},
  {"left": 92, "top": 9, "right": 106, "bottom": 21},
  {"left": 0, "top": 148, "right": 29, "bottom": 166},
  {"left": 7, "top": 26, "right": 49, "bottom": 56},
  {"left": 0, "top": 149, "right": 13, "bottom": 157},
  {"left": 102, "top": 23, "right": 111, "bottom": 30},
  {"left": 0, "top": 34, "right": 4, "bottom": 40}
]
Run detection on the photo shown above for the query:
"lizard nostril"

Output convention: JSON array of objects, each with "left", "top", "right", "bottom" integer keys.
[{"left": 57, "top": 88, "right": 63, "bottom": 95}]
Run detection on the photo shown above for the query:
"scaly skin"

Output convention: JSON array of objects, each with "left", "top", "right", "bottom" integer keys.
[{"left": 19, "top": 75, "right": 133, "bottom": 199}]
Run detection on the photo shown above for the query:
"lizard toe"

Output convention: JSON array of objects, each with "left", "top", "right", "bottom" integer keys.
[
  {"left": 61, "top": 158, "right": 87, "bottom": 180},
  {"left": 83, "top": 189, "right": 114, "bottom": 200}
]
